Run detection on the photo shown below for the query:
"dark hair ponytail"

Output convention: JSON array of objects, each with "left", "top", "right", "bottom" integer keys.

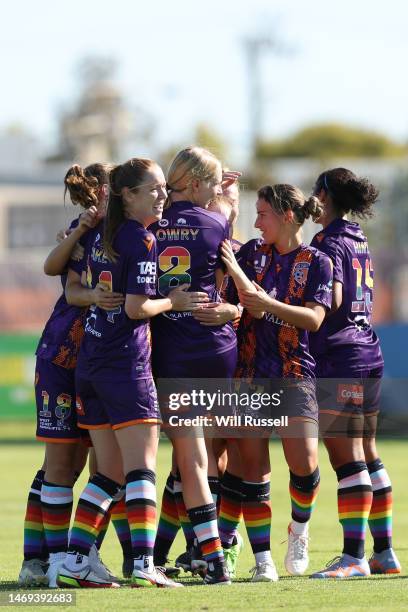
[
  {"left": 64, "top": 163, "right": 110, "bottom": 209},
  {"left": 103, "top": 158, "right": 156, "bottom": 262},
  {"left": 314, "top": 167, "right": 379, "bottom": 219}
]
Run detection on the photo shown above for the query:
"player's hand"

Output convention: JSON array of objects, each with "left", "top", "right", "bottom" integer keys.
[
  {"left": 92, "top": 283, "right": 125, "bottom": 310},
  {"left": 78, "top": 206, "right": 99, "bottom": 233},
  {"left": 56, "top": 228, "right": 71, "bottom": 243},
  {"left": 220, "top": 240, "right": 242, "bottom": 276},
  {"left": 192, "top": 302, "right": 238, "bottom": 326},
  {"left": 168, "top": 284, "right": 210, "bottom": 311},
  {"left": 222, "top": 170, "right": 242, "bottom": 190},
  {"left": 240, "top": 281, "right": 271, "bottom": 313}
]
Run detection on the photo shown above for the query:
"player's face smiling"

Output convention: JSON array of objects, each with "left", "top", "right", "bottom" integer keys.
[
  {"left": 254, "top": 198, "right": 283, "bottom": 244},
  {"left": 125, "top": 165, "right": 167, "bottom": 226}
]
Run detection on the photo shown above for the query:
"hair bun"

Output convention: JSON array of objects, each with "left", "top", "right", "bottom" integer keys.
[
  {"left": 64, "top": 163, "right": 99, "bottom": 208},
  {"left": 302, "top": 196, "right": 322, "bottom": 222}
]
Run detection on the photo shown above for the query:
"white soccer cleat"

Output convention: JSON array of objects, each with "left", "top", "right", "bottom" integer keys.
[
  {"left": 46, "top": 560, "right": 65, "bottom": 589},
  {"left": 131, "top": 566, "right": 183, "bottom": 588},
  {"left": 284, "top": 523, "right": 310, "bottom": 575},
  {"left": 250, "top": 559, "right": 279, "bottom": 582},
  {"left": 89, "top": 544, "right": 118, "bottom": 582},
  {"left": 57, "top": 563, "right": 120, "bottom": 588},
  {"left": 18, "top": 559, "right": 48, "bottom": 586}
]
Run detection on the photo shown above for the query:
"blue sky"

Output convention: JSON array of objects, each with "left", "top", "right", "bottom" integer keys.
[{"left": 2, "top": 0, "right": 407, "bottom": 153}]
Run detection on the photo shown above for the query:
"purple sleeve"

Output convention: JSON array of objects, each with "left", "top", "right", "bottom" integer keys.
[
  {"left": 126, "top": 237, "right": 157, "bottom": 297},
  {"left": 68, "top": 218, "right": 79, "bottom": 231},
  {"left": 314, "top": 235, "right": 343, "bottom": 284},
  {"left": 216, "top": 219, "right": 231, "bottom": 270},
  {"left": 303, "top": 252, "right": 333, "bottom": 309}
]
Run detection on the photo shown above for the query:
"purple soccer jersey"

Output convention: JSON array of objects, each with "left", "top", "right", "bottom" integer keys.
[
  {"left": 230, "top": 239, "right": 333, "bottom": 379},
  {"left": 149, "top": 201, "right": 237, "bottom": 367},
  {"left": 310, "top": 219, "right": 383, "bottom": 371},
  {"left": 75, "top": 219, "right": 157, "bottom": 381},
  {"left": 36, "top": 217, "right": 87, "bottom": 369}
]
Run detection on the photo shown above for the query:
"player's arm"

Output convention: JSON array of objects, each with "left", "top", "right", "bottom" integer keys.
[
  {"left": 215, "top": 268, "right": 225, "bottom": 292},
  {"left": 220, "top": 239, "right": 263, "bottom": 319},
  {"left": 240, "top": 253, "right": 333, "bottom": 331},
  {"left": 241, "top": 285, "right": 327, "bottom": 332},
  {"left": 44, "top": 208, "right": 98, "bottom": 276},
  {"left": 192, "top": 301, "right": 241, "bottom": 326},
  {"left": 65, "top": 269, "right": 125, "bottom": 310},
  {"left": 330, "top": 281, "right": 343, "bottom": 313},
  {"left": 125, "top": 284, "right": 209, "bottom": 320},
  {"left": 313, "top": 236, "right": 343, "bottom": 314}
]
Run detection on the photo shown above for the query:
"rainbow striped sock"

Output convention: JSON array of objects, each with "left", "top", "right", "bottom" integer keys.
[
  {"left": 68, "top": 473, "right": 121, "bottom": 556},
  {"left": 218, "top": 471, "right": 243, "bottom": 548},
  {"left": 188, "top": 503, "right": 224, "bottom": 563},
  {"left": 242, "top": 480, "right": 271, "bottom": 554},
  {"left": 289, "top": 468, "right": 320, "bottom": 523},
  {"left": 94, "top": 508, "right": 110, "bottom": 550},
  {"left": 23, "top": 470, "right": 47, "bottom": 561},
  {"left": 111, "top": 491, "right": 133, "bottom": 558},
  {"left": 174, "top": 475, "right": 195, "bottom": 548},
  {"left": 126, "top": 469, "right": 156, "bottom": 571},
  {"left": 367, "top": 458, "right": 393, "bottom": 553},
  {"left": 41, "top": 482, "right": 73, "bottom": 554},
  {"left": 154, "top": 473, "right": 180, "bottom": 565},
  {"left": 336, "top": 462, "right": 373, "bottom": 559}
]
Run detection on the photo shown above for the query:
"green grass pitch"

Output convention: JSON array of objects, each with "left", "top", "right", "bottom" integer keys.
[{"left": 1, "top": 422, "right": 407, "bottom": 611}]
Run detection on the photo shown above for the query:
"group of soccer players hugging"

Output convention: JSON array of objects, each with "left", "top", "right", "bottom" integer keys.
[{"left": 18, "top": 146, "right": 401, "bottom": 589}]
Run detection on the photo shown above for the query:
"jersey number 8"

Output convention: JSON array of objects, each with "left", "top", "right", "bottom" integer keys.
[{"left": 158, "top": 246, "right": 191, "bottom": 296}]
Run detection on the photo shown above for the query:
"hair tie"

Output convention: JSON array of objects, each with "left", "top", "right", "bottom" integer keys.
[{"left": 324, "top": 174, "right": 329, "bottom": 191}]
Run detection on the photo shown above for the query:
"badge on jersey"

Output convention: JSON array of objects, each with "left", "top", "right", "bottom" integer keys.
[
  {"left": 293, "top": 261, "right": 310, "bottom": 287},
  {"left": 253, "top": 253, "right": 271, "bottom": 275},
  {"left": 143, "top": 233, "right": 154, "bottom": 252}
]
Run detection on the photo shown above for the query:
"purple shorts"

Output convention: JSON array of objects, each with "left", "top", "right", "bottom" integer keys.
[
  {"left": 75, "top": 376, "right": 161, "bottom": 430},
  {"left": 153, "top": 346, "right": 237, "bottom": 379},
  {"left": 35, "top": 357, "right": 81, "bottom": 443},
  {"left": 316, "top": 361, "right": 383, "bottom": 417}
]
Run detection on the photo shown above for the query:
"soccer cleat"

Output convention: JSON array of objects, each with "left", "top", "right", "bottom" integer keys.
[
  {"left": 57, "top": 564, "right": 120, "bottom": 588},
  {"left": 176, "top": 542, "right": 207, "bottom": 576},
  {"left": 250, "top": 559, "right": 279, "bottom": 582},
  {"left": 175, "top": 548, "right": 192, "bottom": 572},
  {"left": 155, "top": 564, "right": 181, "bottom": 578},
  {"left": 18, "top": 559, "right": 48, "bottom": 586},
  {"left": 46, "top": 559, "right": 65, "bottom": 588},
  {"left": 122, "top": 556, "right": 134, "bottom": 579},
  {"left": 203, "top": 560, "right": 231, "bottom": 585},
  {"left": 368, "top": 549, "right": 401, "bottom": 575},
  {"left": 223, "top": 533, "right": 244, "bottom": 579},
  {"left": 131, "top": 566, "right": 183, "bottom": 588},
  {"left": 310, "top": 554, "right": 370, "bottom": 579},
  {"left": 89, "top": 544, "right": 118, "bottom": 582},
  {"left": 284, "top": 523, "right": 309, "bottom": 575}
]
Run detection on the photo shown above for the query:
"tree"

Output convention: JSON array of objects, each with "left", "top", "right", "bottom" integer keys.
[{"left": 255, "top": 123, "right": 408, "bottom": 160}]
